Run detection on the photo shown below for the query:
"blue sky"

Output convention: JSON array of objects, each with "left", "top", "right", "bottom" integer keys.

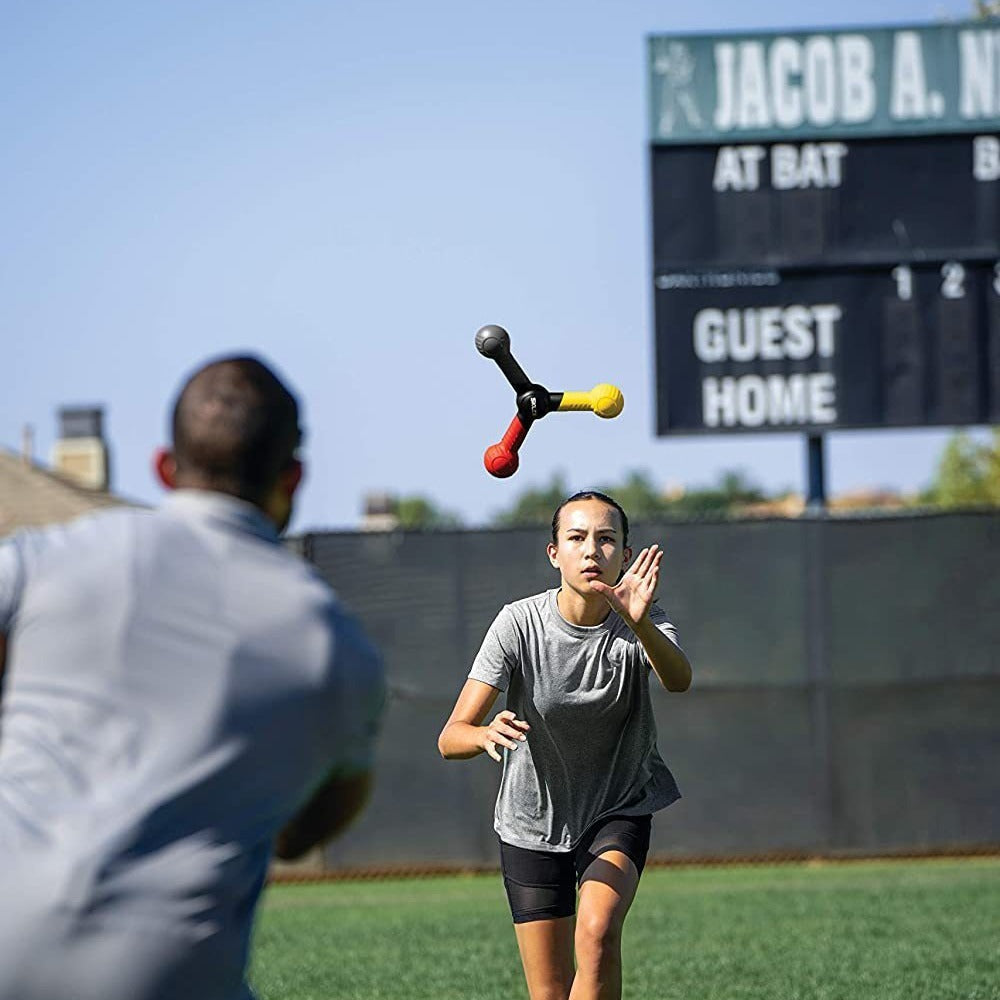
[{"left": 0, "top": 1, "right": 986, "bottom": 531}]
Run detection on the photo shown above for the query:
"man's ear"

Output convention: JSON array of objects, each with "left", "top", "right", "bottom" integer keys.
[
  {"left": 281, "top": 459, "right": 304, "bottom": 499},
  {"left": 153, "top": 448, "right": 177, "bottom": 490}
]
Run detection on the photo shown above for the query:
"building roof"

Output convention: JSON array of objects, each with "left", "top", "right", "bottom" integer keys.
[{"left": 0, "top": 448, "right": 133, "bottom": 535}]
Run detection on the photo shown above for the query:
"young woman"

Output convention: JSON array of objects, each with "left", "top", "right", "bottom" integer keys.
[{"left": 438, "top": 490, "right": 691, "bottom": 1000}]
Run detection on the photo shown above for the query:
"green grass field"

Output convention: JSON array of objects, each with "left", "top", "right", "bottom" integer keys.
[{"left": 250, "top": 859, "right": 1000, "bottom": 1000}]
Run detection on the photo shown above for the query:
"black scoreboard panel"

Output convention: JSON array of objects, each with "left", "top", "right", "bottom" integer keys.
[
  {"left": 655, "top": 261, "right": 1000, "bottom": 434},
  {"left": 652, "top": 133, "right": 1000, "bottom": 271},
  {"left": 652, "top": 130, "right": 1000, "bottom": 434}
]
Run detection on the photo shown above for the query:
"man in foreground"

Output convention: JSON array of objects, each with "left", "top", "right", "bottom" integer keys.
[{"left": 0, "top": 355, "right": 384, "bottom": 1000}]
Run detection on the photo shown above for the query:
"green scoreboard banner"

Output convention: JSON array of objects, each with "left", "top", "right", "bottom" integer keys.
[
  {"left": 648, "top": 20, "right": 1000, "bottom": 435},
  {"left": 649, "top": 20, "right": 1000, "bottom": 143}
]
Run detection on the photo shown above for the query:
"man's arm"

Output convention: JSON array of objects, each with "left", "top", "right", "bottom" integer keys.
[
  {"left": 273, "top": 605, "right": 386, "bottom": 861},
  {"left": 273, "top": 769, "right": 373, "bottom": 861}
]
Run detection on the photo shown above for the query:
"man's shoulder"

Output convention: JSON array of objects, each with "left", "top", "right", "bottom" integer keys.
[
  {"left": 2, "top": 506, "right": 152, "bottom": 560},
  {"left": 274, "top": 561, "right": 372, "bottom": 645},
  {"left": 248, "top": 547, "right": 346, "bottom": 622}
]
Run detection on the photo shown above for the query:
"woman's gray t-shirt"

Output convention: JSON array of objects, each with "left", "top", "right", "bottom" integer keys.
[{"left": 468, "top": 589, "right": 681, "bottom": 852}]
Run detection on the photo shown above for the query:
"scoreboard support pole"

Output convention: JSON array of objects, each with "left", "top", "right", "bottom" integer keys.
[
  {"left": 804, "top": 431, "right": 836, "bottom": 846},
  {"left": 806, "top": 434, "right": 827, "bottom": 511}
]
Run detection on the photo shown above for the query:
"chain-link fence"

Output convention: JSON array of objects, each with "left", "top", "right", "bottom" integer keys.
[{"left": 292, "top": 510, "right": 1000, "bottom": 874}]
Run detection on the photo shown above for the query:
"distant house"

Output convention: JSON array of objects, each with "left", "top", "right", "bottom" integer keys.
[
  {"left": 1, "top": 406, "right": 136, "bottom": 536},
  {"left": 0, "top": 448, "right": 132, "bottom": 536}
]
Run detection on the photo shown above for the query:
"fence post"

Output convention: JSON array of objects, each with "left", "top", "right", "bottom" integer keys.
[{"left": 804, "top": 515, "right": 838, "bottom": 849}]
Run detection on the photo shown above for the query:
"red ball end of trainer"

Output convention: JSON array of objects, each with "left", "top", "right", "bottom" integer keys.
[{"left": 484, "top": 444, "right": 518, "bottom": 478}]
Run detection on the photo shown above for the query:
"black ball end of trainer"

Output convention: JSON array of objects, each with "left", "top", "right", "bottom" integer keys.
[{"left": 475, "top": 325, "right": 510, "bottom": 359}]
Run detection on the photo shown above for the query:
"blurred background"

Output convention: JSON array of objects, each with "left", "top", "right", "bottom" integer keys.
[{"left": 1, "top": 1, "right": 998, "bottom": 872}]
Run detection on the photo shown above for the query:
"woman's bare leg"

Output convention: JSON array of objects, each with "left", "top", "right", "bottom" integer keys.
[
  {"left": 513, "top": 916, "right": 576, "bottom": 1000},
  {"left": 569, "top": 851, "right": 640, "bottom": 1000}
]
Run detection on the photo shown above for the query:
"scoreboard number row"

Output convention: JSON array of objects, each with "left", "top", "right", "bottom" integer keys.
[{"left": 892, "top": 262, "right": 1000, "bottom": 301}]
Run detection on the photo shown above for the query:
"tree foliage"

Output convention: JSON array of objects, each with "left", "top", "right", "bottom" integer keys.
[
  {"left": 659, "top": 469, "right": 767, "bottom": 517},
  {"left": 594, "top": 470, "right": 668, "bottom": 521},
  {"left": 922, "top": 431, "right": 1000, "bottom": 507},
  {"left": 490, "top": 473, "right": 569, "bottom": 528},
  {"left": 394, "top": 495, "right": 463, "bottom": 529},
  {"left": 488, "top": 467, "right": 771, "bottom": 526}
]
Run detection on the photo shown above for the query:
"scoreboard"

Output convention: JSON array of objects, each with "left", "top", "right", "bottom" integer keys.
[{"left": 649, "top": 21, "right": 1000, "bottom": 435}]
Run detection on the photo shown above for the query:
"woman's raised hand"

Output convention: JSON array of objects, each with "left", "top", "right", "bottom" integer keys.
[{"left": 590, "top": 544, "right": 663, "bottom": 627}]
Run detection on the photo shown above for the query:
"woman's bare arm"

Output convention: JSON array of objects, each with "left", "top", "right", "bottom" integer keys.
[{"left": 438, "top": 679, "right": 530, "bottom": 762}]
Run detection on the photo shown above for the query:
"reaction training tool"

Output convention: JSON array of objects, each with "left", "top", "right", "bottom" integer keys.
[{"left": 476, "top": 324, "right": 624, "bottom": 478}]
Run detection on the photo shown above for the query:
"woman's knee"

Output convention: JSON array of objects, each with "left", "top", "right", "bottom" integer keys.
[{"left": 574, "top": 908, "right": 623, "bottom": 968}]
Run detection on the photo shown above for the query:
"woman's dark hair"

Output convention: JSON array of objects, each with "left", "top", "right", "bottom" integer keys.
[{"left": 551, "top": 491, "right": 629, "bottom": 546}]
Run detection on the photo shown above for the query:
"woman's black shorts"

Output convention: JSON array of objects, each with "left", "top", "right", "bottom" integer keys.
[{"left": 499, "top": 814, "right": 652, "bottom": 924}]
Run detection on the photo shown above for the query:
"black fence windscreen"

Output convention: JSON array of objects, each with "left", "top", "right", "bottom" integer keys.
[{"left": 301, "top": 511, "right": 1000, "bottom": 870}]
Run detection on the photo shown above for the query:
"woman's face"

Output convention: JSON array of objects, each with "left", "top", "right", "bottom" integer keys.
[{"left": 546, "top": 499, "right": 630, "bottom": 596}]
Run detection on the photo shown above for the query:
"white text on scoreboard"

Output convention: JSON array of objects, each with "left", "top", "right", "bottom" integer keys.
[{"left": 694, "top": 304, "right": 841, "bottom": 427}]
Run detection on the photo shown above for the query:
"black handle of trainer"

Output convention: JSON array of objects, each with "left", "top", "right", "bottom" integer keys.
[{"left": 475, "top": 325, "right": 532, "bottom": 393}]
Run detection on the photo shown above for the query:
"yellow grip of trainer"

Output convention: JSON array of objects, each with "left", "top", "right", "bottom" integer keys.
[{"left": 558, "top": 384, "right": 624, "bottom": 419}]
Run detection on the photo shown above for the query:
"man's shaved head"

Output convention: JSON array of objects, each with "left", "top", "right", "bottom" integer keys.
[{"left": 170, "top": 356, "right": 301, "bottom": 505}]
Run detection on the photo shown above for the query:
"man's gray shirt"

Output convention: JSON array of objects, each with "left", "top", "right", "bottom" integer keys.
[
  {"left": 0, "top": 491, "right": 384, "bottom": 1000},
  {"left": 469, "top": 589, "right": 680, "bottom": 852}
]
